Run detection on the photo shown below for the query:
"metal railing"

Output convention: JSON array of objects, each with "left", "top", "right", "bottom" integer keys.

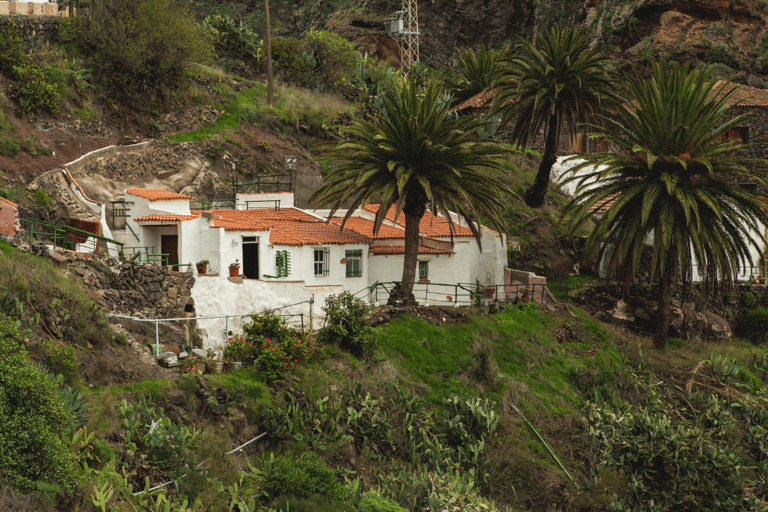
[
  {"left": 231, "top": 172, "right": 292, "bottom": 196},
  {"left": 189, "top": 198, "right": 237, "bottom": 211},
  {"left": 363, "top": 281, "right": 548, "bottom": 307},
  {"left": 23, "top": 218, "right": 124, "bottom": 256}
]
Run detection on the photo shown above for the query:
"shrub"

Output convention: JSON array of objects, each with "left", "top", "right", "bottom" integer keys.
[
  {"left": 34, "top": 189, "right": 50, "bottom": 206},
  {"left": 0, "top": 138, "right": 19, "bottom": 157},
  {"left": 62, "top": 0, "right": 214, "bottom": 101},
  {"left": 0, "top": 24, "right": 60, "bottom": 113},
  {"left": 261, "top": 452, "right": 350, "bottom": 503},
  {"left": 358, "top": 494, "right": 409, "bottom": 512},
  {"left": 272, "top": 37, "right": 309, "bottom": 80},
  {"left": 44, "top": 339, "right": 80, "bottom": 386},
  {"left": 739, "top": 306, "right": 768, "bottom": 343},
  {"left": 0, "top": 320, "right": 83, "bottom": 496},
  {"left": 317, "top": 291, "right": 375, "bottom": 358},
  {"left": 203, "top": 14, "right": 262, "bottom": 61},
  {"left": 304, "top": 29, "right": 357, "bottom": 84},
  {"left": 243, "top": 309, "right": 320, "bottom": 381}
]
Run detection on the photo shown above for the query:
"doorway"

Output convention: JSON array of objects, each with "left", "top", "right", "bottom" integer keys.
[
  {"left": 161, "top": 235, "right": 179, "bottom": 271},
  {"left": 242, "top": 237, "right": 259, "bottom": 279}
]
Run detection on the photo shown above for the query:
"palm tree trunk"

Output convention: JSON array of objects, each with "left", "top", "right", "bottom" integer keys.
[
  {"left": 397, "top": 211, "right": 422, "bottom": 305},
  {"left": 524, "top": 112, "right": 560, "bottom": 208},
  {"left": 654, "top": 259, "right": 672, "bottom": 350}
]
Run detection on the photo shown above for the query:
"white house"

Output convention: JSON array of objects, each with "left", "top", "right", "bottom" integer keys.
[{"left": 120, "top": 188, "right": 507, "bottom": 291}]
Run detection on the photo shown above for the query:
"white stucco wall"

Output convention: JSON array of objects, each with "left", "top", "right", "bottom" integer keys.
[
  {"left": 191, "top": 277, "right": 352, "bottom": 349},
  {"left": 237, "top": 192, "right": 294, "bottom": 209},
  {"left": 261, "top": 244, "right": 369, "bottom": 290}
]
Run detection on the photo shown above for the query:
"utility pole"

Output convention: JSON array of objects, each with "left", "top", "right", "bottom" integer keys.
[
  {"left": 264, "top": 0, "right": 274, "bottom": 107},
  {"left": 385, "top": 0, "right": 420, "bottom": 71}
]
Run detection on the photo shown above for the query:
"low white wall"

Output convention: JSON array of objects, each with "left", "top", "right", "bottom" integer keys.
[{"left": 191, "top": 277, "right": 346, "bottom": 349}]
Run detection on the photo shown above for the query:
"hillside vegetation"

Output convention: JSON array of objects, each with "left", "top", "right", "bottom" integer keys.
[{"left": 3, "top": 240, "right": 768, "bottom": 511}]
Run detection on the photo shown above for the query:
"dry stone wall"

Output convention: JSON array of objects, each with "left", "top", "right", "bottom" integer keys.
[{"left": 0, "top": 14, "right": 59, "bottom": 46}]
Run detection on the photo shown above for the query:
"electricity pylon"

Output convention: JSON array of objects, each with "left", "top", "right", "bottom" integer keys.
[{"left": 385, "top": 0, "right": 419, "bottom": 71}]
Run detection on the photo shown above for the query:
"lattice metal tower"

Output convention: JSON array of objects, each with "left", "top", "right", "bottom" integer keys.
[{"left": 385, "top": 0, "right": 419, "bottom": 71}]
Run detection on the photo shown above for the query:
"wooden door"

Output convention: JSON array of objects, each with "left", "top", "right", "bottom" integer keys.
[{"left": 161, "top": 235, "right": 179, "bottom": 271}]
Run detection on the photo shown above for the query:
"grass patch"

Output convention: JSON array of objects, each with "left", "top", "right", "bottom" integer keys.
[
  {"left": 168, "top": 80, "right": 353, "bottom": 143},
  {"left": 377, "top": 305, "right": 624, "bottom": 416}
]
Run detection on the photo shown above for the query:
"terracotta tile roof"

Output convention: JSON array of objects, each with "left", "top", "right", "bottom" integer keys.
[
  {"left": 370, "top": 245, "right": 453, "bottom": 255},
  {"left": 0, "top": 196, "right": 18, "bottom": 208},
  {"left": 589, "top": 192, "right": 620, "bottom": 214},
  {"left": 135, "top": 214, "right": 199, "bottom": 222},
  {"left": 713, "top": 80, "right": 768, "bottom": 107},
  {"left": 126, "top": 189, "right": 192, "bottom": 201},
  {"left": 329, "top": 216, "right": 406, "bottom": 239},
  {"left": 363, "top": 204, "right": 475, "bottom": 237},
  {"left": 206, "top": 208, "right": 370, "bottom": 246},
  {"left": 454, "top": 87, "right": 501, "bottom": 112}
]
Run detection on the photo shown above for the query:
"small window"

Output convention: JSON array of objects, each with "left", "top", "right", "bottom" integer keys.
[
  {"left": 314, "top": 248, "right": 330, "bottom": 276},
  {"left": 345, "top": 249, "right": 363, "bottom": 278},
  {"left": 418, "top": 261, "right": 428, "bottom": 279}
]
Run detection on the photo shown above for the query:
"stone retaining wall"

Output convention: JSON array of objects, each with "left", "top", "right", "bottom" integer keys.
[{"left": 0, "top": 13, "right": 59, "bottom": 46}]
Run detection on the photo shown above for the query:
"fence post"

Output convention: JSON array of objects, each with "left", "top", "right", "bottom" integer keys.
[
  {"left": 225, "top": 315, "right": 229, "bottom": 340},
  {"left": 155, "top": 320, "right": 160, "bottom": 359},
  {"left": 309, "top": 294, "right": 314, "bottom": 331},
  {"left": 301, "top": 313, "right": 304, "bottom": 333}
]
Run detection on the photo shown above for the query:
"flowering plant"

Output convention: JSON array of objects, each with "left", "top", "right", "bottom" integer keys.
[
  {"left": 229, "top": 259, "right": 240, "bottom": 268},
  {"left": 520, "top": 285, "right": 530, "bottom": 297},
  {"left": 226, "top": 333, "right": 252, "bottom": 362}
]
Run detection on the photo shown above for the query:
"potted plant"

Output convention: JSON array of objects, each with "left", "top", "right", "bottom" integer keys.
[
  {"left": 229, "top": 259, "right": 240, "bottom": 278},
  {"left": 205, "top": 347, "right": 224, "bottom": 374},
  {"left": 196, "top": 259, "right": 209, "bottom": 275},
  {"left": 520, "top": 285, "right": 531, "bottom": 303}
]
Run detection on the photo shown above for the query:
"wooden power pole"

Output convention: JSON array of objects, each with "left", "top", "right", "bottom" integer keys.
[{"left": 264, "top": 0, "right": 274, "bottom": 107}]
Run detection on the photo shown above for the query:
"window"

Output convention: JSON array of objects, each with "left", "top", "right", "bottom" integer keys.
[
  {"left": 418, "top": 261, "right": 428, "bottom": 279},
  {"left": 345, "top": 249, "right": 363, "bottom": 278},
  {"left": 314, "top": 248, "right": 330, "bottom": 276}
]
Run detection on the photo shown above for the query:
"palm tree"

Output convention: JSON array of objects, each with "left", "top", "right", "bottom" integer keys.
[
  {"left": 311, "top": 77, "right": 514, "bottom": 302},
  {"left": 447, "top": 44, "right": 508, "bottom": 107},
  {"left": 494, "top": 25, "right": 619, "bottom": 208},
  {"left": 562, "top": 60, "right": 768, "bottom": 349}
]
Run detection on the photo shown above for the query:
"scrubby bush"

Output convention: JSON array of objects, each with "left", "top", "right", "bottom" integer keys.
[
  {"left": 739, "top": 306, "right": 768, "bottom": 343},
  {"left": 203, "top": 14, "right": 262, "bottom": 62},
  {"left": 304, "top": 29, "right": 358, "bottom": 84},
  {"left": 0, "top": 320, "right": 83, "bottom": 496},
  {"left": 61, "top": 0, "right": 213, "bottom": 101},
  {"left": 272, "top": 37, "right": 310, "bottom": 81},
  {"left": 358, "top": 493, "right": 409, "bottom": 512},
  {"left": 318, "top": 291, "right": 375, "bottom": 358},
  {"left": 243, "top": 309, "right": 319, "bottom": 381},
  {"left": 0, "top": 24, "right": 60, "bottom": 113},
  {"left": 261, "top": 451, "right": 351, "bottom": 503}
]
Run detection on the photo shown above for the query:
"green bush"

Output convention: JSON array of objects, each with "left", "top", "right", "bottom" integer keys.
[
  {"left": 261, "top": 452, "right": 350, "bottom": 503},
  {"left": 61, "top": 0, "right": 214, "bottom": 100},
  {"left": 358, "top": 494, "right": 409, "bottom": 512},
  {"left": 739, "top": 306, "right": 768, "bottom": 343},
  {"left": 272, "top": 37, "right": 310, "bottom": 80},
  {"left": 0, "top": 320, "right": 83, "bottom": 496},
  {"left": 0, "top": 24, "right": 60, "bottom": 113},
  {"left": 44, "top": 339, "right": 80, "bottom": 386},
  {"left": 34, "top": 189, "right": 50, "bottom": 207},
  {"left": 317, "top": 291, "right": 375, "bottom": 358},
  {"left": 304, "top": 29, "right": 357, "bottom": 84},
  {"left": 0, "top": 138, "right": 19, "bottom": 157},
  {"left": 243, "top": 310, "right": 319, "bottom": 381},
  {"left": 203, "top": 14, "right": 262, "bottom": 61}
]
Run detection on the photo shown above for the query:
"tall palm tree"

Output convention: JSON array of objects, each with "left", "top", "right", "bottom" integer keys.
[
  {"left": 562, "top": 61, "right": 768, "bottom": 349},
  {"left": 448, "top": 44, "right": 508, "bottom": 107},
  {"left": 311, "top": 77, "right": 514, "bottom": 301},
  {"left": 494, "top": 25, "right": 619, "bottom": 208}
]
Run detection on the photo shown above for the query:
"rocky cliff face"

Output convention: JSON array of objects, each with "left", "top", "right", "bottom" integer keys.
[
  {"left": 586, "top": 0, "right": 768, "bottom": 81},
  {"left": 320, "top": 0, "right": 768, "bottom": 83}
]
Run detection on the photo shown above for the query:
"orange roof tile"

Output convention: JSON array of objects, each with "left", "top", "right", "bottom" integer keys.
[
  {"left": 0, "top": 196, "right": 18, "bottom": 209},
  {"left": 135, "top": 214, "right": 199, "bottom": 222},
  {"left": 589, "top": 192, "right": 620, "bottom": 214},
  {"left": 126, "top": 189, "right": 192, "bottom": 201},
  {"left": 329, "top": 216, "right": 406, "bottom": 239},
  {"left": 363, "top": 204, "right": 475, "bottom": 237},
  {"left": 370, "top": 245, "right": 453, "bottom": 255},
  {"left": 206, "top": 208, "right": 370, "bottom": 246},
  {"left": 713, "top": 80, "right": 768, "bottom": 108}
]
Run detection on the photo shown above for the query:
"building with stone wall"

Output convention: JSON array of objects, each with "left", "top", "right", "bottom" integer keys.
[{"left": 0, "top": 196, "right": 20, "bottom": 237}]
